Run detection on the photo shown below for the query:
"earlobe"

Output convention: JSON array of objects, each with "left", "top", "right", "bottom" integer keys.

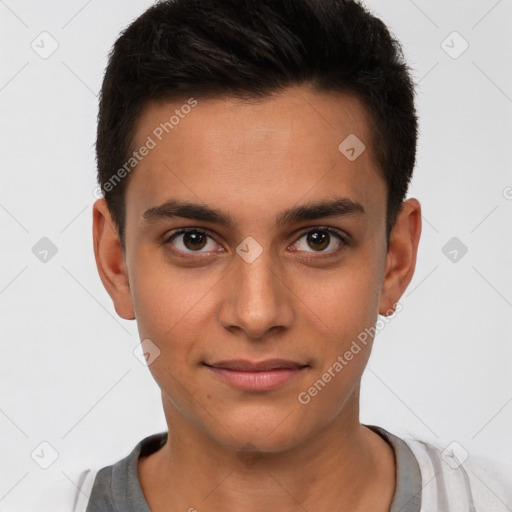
[
  {"left": 378, "top": 198, "right": 422, "bottom": 316},
  {"left": 92, "top": 199, "right": 135, "bottom": 320}
]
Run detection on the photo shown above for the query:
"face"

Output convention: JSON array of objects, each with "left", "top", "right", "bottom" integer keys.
[{"left": 93, "top": 85, "right": 421, "bottom": 454}]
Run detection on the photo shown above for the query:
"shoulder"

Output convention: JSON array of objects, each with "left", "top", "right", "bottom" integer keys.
[
  {"left": 71, "top": 458, "right": 124, "bottom": 512},
  {"left": 73, "top": 467, "right": 102, "bottom": 512},
  {"left": 401, "top": 435, "right": 512, "bottom": 512},
  {"left": 73, "top": 431, "right": 167, "bottom": 512}
]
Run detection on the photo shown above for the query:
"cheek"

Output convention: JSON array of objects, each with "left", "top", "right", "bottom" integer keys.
[
  {"left": 129, "top": 254, "right": 227, "bottom": 397},
  {"left": 295, "top": 258, "right": 381, "bottom": 340},
  {"left": 129, "top": 249, "right": 223, "bottom": 339},
  {"left": 288, "top": 253, "right": 382, "bottom": 402},
  {"left": 293, "top": 272, "right": 377, "bottom": 421},
  {"left": 129, "top": 263, "right": 213, "bottom": 409}
]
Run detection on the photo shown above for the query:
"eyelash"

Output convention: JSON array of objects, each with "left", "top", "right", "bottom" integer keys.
[{"left": 163, "top": 226, "right": 349, "bottom": 259}]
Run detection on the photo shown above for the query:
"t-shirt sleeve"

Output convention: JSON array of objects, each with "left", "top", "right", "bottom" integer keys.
[{"left": 83, "top": 466, "right": 116, "bottom": 512}]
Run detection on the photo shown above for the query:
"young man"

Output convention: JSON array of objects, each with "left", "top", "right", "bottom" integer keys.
[{"left": 73, "top": 0, "right": 510, "bottom": 510}]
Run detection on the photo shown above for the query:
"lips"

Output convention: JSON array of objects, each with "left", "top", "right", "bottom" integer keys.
[
  {"left": 203, "top": 359, "right": 309, "bottom": 391},
  {"left": 203, "top": 359, "right": 308, "bottom": 371}
]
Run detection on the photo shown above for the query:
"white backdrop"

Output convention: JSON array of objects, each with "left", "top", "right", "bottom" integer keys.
[{"left": 1, "top": 0, "right": 511, "bottom": 510}]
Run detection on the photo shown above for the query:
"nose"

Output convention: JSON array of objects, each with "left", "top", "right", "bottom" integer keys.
[{"left": 218, "top": 247, "right": 294, "bottom": 340}]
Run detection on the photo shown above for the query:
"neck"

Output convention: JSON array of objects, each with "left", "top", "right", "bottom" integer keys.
[{"left": 138, "top": 392, "right": 396, "bottom": 512}]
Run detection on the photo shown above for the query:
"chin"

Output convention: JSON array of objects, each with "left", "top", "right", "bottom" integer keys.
[{"left": 211, "top": 407, "right": 311, "bottom": 454}]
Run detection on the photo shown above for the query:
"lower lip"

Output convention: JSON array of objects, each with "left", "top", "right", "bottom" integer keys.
[{"left": 204, "top": 365, "right": 307, "bottom": 391}]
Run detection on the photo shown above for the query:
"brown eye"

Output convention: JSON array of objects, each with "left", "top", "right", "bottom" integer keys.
[
  {"left": 291, "top": 227, "right": 348, "bottom": 255},
  {"left": 166, "top": 229, "right": 219, "bottom": 253},
  {"left": 182, "top": 231, "right": 207, "bottom": 251},
  {"left": 306, "top": 230, "right": 330, "bottom": 251}
]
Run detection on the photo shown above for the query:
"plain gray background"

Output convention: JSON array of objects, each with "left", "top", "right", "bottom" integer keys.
[{"left": 1, "top": 0, "right": 511, "bottom": 509}]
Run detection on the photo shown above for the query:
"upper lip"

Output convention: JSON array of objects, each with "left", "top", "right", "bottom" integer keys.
[{"left": 204, "top": 359, "right": 308, "bottom": 371}]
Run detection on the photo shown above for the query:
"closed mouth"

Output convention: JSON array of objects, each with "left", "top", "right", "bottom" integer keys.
[{"left": 203, "top": 359, "right": 309, "bottom": 372}]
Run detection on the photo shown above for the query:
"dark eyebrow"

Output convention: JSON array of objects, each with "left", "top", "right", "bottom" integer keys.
[
  {"left": 143, "top": 200, "right": 233, "bottom": 226},
  {"left": 142, "top": 197, "right": 365, "bottom": 227},
  {"left": 275, "top": 197, "right": 365, "bottom": 226}
]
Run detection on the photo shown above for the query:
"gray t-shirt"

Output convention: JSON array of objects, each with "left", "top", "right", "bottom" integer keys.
[{"left": 84, "top": 424, "right": 422, "bottom": 512}]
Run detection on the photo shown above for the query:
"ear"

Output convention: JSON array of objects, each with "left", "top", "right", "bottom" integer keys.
[
  {"left": 92, "top": 198, "right": 135, "bottom": 320},
  {"left": 378, "top": 198, "right": 422, "bottom": 316}
]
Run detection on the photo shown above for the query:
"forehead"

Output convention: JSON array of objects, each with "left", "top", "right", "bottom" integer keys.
[{"left": 125, "top": 86, "right": 386, "bottom": 229}]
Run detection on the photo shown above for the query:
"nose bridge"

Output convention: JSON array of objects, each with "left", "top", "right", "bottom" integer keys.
[{"left": 221, "top": 244, "right": 293, "bottom": 338}]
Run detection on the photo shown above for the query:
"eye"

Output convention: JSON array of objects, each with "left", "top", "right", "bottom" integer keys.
[
  {"left": 290, "top": 227, "right": 348, "bottom": 254},
  {"left": 165, "top": 228, "right": 221, "bottom": 254}
]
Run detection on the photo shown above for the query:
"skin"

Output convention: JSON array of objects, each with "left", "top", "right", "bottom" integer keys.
[{"left": 93, "top": 85, "right": 421, "bottom": 512}]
